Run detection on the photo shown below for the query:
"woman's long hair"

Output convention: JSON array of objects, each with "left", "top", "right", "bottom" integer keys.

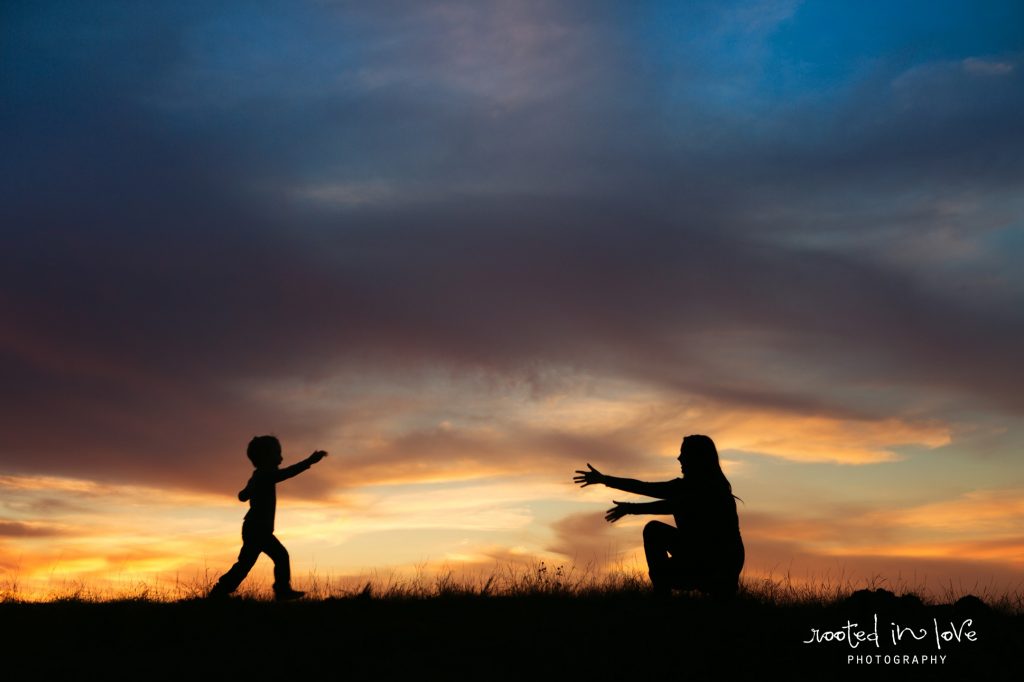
[{"left": 681, "top": 434, "right": 738, "bottom": 499}]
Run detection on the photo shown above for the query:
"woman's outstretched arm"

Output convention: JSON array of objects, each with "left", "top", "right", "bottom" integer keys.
[
  {"left": 574, "top": 464, "right": 679, "bottom": 499},
  {"left": 605, "top": 500, "right": 674, "bottom": 522}
]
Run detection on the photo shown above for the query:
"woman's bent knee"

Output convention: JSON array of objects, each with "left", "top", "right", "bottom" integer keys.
[{"left": 643, "top": 520, "right": 674, "bottom": 539}]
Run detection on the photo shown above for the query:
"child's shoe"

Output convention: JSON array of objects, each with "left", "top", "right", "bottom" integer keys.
[{"left": 274, "top": 588, "right": 305, "bottom": 601}]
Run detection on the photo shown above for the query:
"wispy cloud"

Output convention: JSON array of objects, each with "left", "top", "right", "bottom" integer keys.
[{"left": 962, "top": 57, "right": 1015, "bottom": 76}]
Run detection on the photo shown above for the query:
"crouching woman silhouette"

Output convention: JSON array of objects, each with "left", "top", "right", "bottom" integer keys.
[{"left": 574, "top": 434, "right": 743, "bottom": 599}]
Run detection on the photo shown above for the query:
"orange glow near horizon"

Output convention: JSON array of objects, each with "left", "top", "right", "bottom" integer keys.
[
  {"left": 0, "top": 370, "right": 1012, "bottom": 602},
  {"left": 3, "top": 455, "right": 1023, "bottom": 601}
]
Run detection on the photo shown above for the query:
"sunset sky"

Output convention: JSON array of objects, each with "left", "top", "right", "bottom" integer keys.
[{"left": 2, "top": 0, "right": 1023, "bottom": 599}]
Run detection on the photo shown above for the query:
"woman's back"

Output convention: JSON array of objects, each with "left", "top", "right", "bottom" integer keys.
[{"left": 670, "top": 478, "right": 743, "bottom": 573}]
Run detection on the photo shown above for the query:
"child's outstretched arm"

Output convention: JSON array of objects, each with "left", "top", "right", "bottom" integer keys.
[{"left": 274, "top": 450, "right": 329, "bottom": 483}]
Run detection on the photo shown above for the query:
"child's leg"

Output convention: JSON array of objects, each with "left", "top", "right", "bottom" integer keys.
[
  {"left": 263, "top": 534, "right": 292, "bottom": 594},
  {"left": 211, "top": 537, "right": 261, "bottom": 595}
]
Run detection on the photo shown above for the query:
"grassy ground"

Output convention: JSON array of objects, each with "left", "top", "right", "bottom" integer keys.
[{"left": 1, "top": 568, "right": 1020, "bottom": 680}]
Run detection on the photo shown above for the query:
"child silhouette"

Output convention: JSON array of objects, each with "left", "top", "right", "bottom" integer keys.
[{"left": 208, "top": 435, "right": 327, "bottom": 600}]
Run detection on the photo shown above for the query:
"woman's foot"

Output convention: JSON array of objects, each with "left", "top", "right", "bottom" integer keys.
[{"left": 206, "top": 585, "right": 232, "bottom": 600}]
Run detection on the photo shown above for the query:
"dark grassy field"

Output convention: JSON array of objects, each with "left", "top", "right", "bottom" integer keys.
[{"left": 1, "top": 586, "right": 1019, "bottom": 681}]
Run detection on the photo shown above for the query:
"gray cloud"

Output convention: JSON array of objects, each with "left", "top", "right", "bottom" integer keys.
[
  {"left": 1, "top": 1, "right": 1022, "bottom": 492},
  {"left": 0, "top": 521, "right": 68, "bottom": 538}
]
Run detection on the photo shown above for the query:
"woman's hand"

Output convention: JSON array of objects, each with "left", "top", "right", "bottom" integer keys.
[
  {"left": 310, "top": 450, "right": 328, "bottom": 464},
  {"left": 573, "top": 463, "right": 607, "bottom": 488},
  {"left": 605, "top": 501, "right": 631, "bottom": 523}
]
